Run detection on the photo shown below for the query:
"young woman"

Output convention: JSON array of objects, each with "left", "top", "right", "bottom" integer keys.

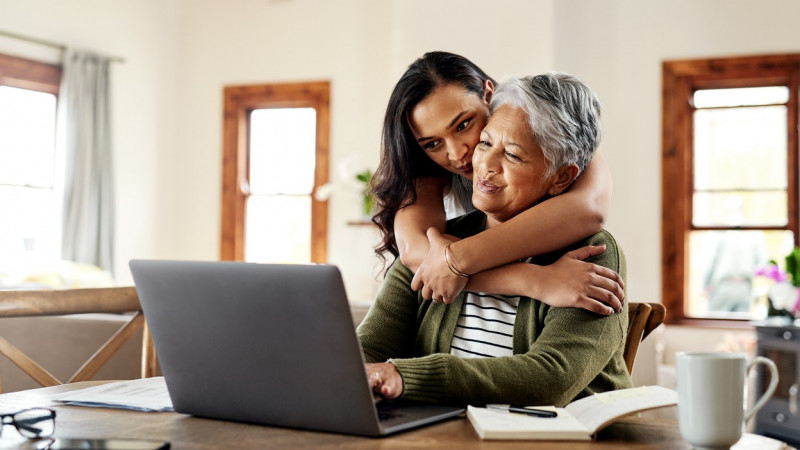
[{"left": 371, "top": 51, "right": 623, "bottom": 314}]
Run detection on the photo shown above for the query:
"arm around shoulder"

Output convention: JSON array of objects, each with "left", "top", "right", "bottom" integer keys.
[
  {"left": 393, "top": 177, "right": 448, "bottom": 271},
  {"left": 449, "top": 151, "right": 612, "bottom": 275}
]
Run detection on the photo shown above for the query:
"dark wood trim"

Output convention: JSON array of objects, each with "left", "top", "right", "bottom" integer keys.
[
  {"left": 665, "top": 319, "right": 757, "bottom": 330},
  {"left": 787, "top": 69, "right": 799, "bottom": 241},
  {"left": 221, "top": 81, "right": 330, "bottom": 263},
  {"left": 661, "top": 61, "right": 680, "bottom": 323},
  {"left": 662, "top": 53, "right": 800, "bottom": 325},
  {"left": 662, "top": 61, "right": 696, "bottom": 324},
  {"left": 0, "top": 52, "right": 61, "bottom": 94}
]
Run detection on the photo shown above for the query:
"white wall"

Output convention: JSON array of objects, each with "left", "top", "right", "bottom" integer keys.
[
  {"left": 2, "top": 0, "right": 799, "bottom": 384},
  {"left": 166, "top": 0, "right": 392, "bottom": 301}
]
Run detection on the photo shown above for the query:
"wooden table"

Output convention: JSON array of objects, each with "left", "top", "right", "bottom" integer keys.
[{"left": 0, "top": 381, "right": 688, "bottom": 449}]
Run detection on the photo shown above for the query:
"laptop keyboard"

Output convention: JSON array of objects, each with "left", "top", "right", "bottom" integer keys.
[
  {"left": 378, "top": 410, "right": 404, "bottom": 422},
  {"left": 376, "top": 403, "right": 405, "bottom": 422}
]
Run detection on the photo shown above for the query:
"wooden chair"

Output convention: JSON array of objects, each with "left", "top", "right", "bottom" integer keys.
[
  {"left": 0, "top": 287, "right": 157, "bottom": 393},
  {"left": 624, "top": 302, "right": 667, "bottom": 375}
]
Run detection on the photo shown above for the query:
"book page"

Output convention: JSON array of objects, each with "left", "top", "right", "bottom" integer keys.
[
  {"left": 466, "top": 406, "right": 592, "bottom": 440},
  {"left": 565, "top": 385, "right": 677, "bottom": 434}
]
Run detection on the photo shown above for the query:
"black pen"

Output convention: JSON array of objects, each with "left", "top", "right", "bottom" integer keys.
[{"left": 486, "top": 404, "right": 558, "bottom": 418}]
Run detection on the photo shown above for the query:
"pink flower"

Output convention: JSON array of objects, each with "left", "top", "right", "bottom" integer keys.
[
  {"left": 755, "top": 264, "right": 789, "bottom": 283},
  {"left": 793, "top": 289, "right": 800, "bottom": 316}
]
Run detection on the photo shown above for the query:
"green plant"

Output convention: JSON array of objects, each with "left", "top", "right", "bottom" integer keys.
[
  {"left": 787, "top": 246, "right": 800, "bottom": 287},
  {"left": 355, "top": 169, "right": 374, "bottom": 217}
]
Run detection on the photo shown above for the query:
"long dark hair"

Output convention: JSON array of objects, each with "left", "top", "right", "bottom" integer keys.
[{"left": 371, "top": 51, "right": 494, "bottom": 266}]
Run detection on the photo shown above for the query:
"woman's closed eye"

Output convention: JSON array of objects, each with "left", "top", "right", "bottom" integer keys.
[
  {"left": 477, "top": 140, "right": 492, "bottom": 149},
  {"left": 505, "top": 150, "right": 524, "bottom": 162}
]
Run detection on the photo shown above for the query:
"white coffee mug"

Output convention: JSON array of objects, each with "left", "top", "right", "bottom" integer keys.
[{"left": 676, "top": 352, "right": 778, "bottom": 449}]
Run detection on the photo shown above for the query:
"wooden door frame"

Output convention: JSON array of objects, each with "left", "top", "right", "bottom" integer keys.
[{"left": 221, "top": 81, "right": 330, "bottom": 262}]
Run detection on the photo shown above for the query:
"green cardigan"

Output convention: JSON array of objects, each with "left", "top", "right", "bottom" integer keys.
[{"left": 357, "top": 211, "right": 633, "bottom": 407}]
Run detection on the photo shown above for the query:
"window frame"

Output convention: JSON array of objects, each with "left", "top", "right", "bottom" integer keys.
[
  {"left": 0, "top": 52, "right": 62, "bottom": 260},
  {"left": 220, "top": 81, "right": 330, "bottom": 263},
  {"left": 662, "top": 54, "right": 800, "bottom": 326},
  {"left": 0, "top": 52, "right": 61, "bottom": 95}
]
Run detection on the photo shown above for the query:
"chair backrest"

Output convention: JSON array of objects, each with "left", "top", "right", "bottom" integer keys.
[
  {"left": 624, "top": 302, "right": 667, "bottom": 375},
  {"left": 0, "top": 287, "right": 156, "bottom": 393}
]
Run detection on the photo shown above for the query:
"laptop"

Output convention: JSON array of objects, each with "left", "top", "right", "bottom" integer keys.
[{"left": 129, "top": 260, "right": 464, "bottom": 437}]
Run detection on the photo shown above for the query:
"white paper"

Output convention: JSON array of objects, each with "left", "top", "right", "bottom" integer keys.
[
  {"left": 565, "top": 385, "right": 677, "bottom": 433},
  {"left": 467, "top": 406, "right": 592, "bottom": 440},
  {"left": 51, "top": 377, "right": 174, "bottom": 412}
]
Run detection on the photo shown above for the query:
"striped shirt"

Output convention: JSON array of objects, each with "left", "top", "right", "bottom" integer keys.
[{"left": 450, "top": 292, "right": 521, "bottom": 358}]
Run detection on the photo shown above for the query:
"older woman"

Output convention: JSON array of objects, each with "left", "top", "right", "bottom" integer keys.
[{"left": 357, "top": 73, "right": 632, "bottom": 407}]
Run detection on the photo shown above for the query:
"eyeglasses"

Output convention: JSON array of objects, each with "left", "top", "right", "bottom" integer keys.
[{"left": 0, "top": 408, "right": 56, "bottom": 439}]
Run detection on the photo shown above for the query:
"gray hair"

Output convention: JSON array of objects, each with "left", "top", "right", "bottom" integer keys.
[{"left": 490, "top": 72, "right": 601, "bottom": 178}]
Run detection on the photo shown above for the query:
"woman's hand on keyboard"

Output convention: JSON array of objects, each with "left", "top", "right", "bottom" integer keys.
[{"left": 365, "top": 362, "right": 403, "bottom": 400}]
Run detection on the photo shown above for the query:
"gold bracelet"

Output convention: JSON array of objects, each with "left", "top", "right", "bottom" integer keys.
[{"left": 444, "top": 243, "right": 470, "bottom": 278}]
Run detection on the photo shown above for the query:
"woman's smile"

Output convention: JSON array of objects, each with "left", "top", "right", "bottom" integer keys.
[
  {"left": 471, "top": 104, "right": 555, "bottom": 225},
  {"left": 476, "top": 177, "right": 499, "bottom": 193}
]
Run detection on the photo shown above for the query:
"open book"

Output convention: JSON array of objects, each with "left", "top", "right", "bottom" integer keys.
[{"left": 467, "top": 385, "right": 677, "bottom": 440}]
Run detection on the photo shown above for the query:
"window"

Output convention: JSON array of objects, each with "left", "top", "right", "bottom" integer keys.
[
  {"left": 0, "top": 53, "right": 62, "bottom": 262},
  {"left": 662, "top": 54, "right": 800, "bottom": 324},
  {"left": 221, "top": 82, "right": 329, "bottom": 263}
]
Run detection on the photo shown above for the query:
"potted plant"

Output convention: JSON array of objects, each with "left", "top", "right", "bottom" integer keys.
[
  {"left": 355, "top": 169, "right": 375, "bottom": 219},
  {"left": 756, "top": 246, "right": 800, "bottom": 319}
]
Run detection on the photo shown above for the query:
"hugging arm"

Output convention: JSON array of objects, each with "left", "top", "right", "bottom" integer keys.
[
  {"left": 395, "top": 148, "right": 610, "bottom": 272},
  {"left": 410, "top": 153, "right": 617, "bottom": 309},
  {"left": 456, "top": 151, "right": 613, "bottom": 272},
  {"left": 462, "top": 245, "right": 624, "bottom": 314},
  {"left": 393, "top": 176, "right": 448, "bottom": 271}
]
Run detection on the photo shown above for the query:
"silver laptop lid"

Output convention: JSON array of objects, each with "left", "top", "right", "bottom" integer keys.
[{"left": 129, "top": 260, "right": 382, "bottom": 436}]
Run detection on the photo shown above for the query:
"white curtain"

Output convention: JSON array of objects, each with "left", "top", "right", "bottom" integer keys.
[{"left": 59, "top": 50, "right": 115, "bottom": 273}]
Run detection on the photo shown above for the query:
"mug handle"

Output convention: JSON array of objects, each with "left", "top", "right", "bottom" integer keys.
[{"left": 745, "top": 356, "right": 779, "bottom": 423}]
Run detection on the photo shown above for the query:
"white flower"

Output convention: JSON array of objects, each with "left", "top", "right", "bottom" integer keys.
[{"left": 769, "top": 281, "right": 800, "bottom": 311}]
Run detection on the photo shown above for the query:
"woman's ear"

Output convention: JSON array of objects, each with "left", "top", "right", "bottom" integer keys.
[
  {"left": 483, "top": 79, "right": 494, "bottom": 104},
  {"left": 548, "top": 164, "right": 581, "bottom": 196}
]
